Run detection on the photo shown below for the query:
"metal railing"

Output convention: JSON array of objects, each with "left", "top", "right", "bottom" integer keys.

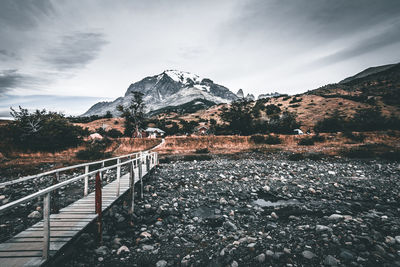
[{"left": 0, "top": 150, "right": 159, "bottom": 262}]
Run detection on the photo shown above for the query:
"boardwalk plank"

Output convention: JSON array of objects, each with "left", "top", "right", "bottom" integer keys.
[{"left": 0, "top": 161, "right": 155, "bottom": 267}]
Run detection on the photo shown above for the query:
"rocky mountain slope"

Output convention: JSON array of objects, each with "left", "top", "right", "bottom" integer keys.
[
  {"left": 83, "top": 70, "right": 238, "bottom": 117},
  {"left": 157, "top": 62, "right": 400, "bottom": 130}
]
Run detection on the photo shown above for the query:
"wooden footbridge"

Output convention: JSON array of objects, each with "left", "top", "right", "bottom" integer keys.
[{"left": 0, "top": 150, "right": 158, "bottom": 266}]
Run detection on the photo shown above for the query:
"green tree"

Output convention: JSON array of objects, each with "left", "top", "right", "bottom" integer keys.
[
  {"left": 220, "top": 100, "right": 253, "bottom": 135},
  {"left": 117, "top": 92, "right": 146, "bottom": 137},
  {"left": 8, "top": 106, "right": 86, "bottom": 152}
]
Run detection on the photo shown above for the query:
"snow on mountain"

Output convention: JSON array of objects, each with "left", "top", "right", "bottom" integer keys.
[
  {"left": 82, "top": 70, "right": 238, "bottom": 116},
  {"left": 258, "top": 92, "right": 282, "bottom": 99}
]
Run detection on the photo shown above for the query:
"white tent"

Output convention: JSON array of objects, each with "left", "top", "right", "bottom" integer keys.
[{"left": 293, "top": 129, "right": 304, "bottom": 135}]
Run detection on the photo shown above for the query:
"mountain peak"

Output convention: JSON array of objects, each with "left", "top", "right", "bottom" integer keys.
[
  {"left": 82, "top": 70, "right": 238, "bottom": 117},
  {"left": 162, "top": 70, "right": 202, "bottom": 85}
]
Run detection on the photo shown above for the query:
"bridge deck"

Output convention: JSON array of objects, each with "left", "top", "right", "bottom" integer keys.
[{"left": 0, "top": 167, "right": 145, "bottom": 267}]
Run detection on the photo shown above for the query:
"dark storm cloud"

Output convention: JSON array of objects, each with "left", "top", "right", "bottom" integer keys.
[
  {"left": 41, "top": 32, "right": 108, "bottom": 71},
  {"left": 0, "top": 69, "right": 43, "bottom": 94},
  {"left": 229, "top": 0, "right": 400, "bottom": 60},
  {"left": 0, "top": 0, "right": 54, "bottom": 30},
  {"left": 312, "top": 24, "right": 400, "bottom": 67},
  {"left": 0, "top": 49, "right": 18, "bottom": 60},
  {"left": 235, "top": 0, "right": 400, "bottom": 36},
  {"left": 0, "top": 69, "right": 25, "bottom": 93}
]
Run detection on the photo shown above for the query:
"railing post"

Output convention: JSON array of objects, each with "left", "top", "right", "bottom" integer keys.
[
  {"left": 146, "top": 154, "right": 150, "bottom": 173},
  {"left": 129, "top": 160, "right": 135, "bottom": 214},
  {"left": 101, "top": 161, "right": 105, "bottom": 181},
  {"left": 116, "top": 158, "right": 121, "bottom": 196},
  {"left": 138, "top": 155, "right": 143, "bottom": 199},
  {"left": 84, "top": 165, "right": 89, "bottom": 197},
  {"left": 95, "top": 172, "right": 102, "bottom": 245},
  {"left": 51, "top": 172, "right": 59, "bottom": 214},
  {"left": 42, "top": 192, "right": 50, "bottom": 260}
]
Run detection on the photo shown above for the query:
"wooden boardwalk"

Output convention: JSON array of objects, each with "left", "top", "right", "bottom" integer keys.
[{"left": 0, "top": 152, "right": 156, "bottom": 267}]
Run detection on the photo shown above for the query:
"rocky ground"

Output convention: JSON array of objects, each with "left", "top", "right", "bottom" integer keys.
[{"left": 58, "top": 152, "right": 400, "bottom": 267}]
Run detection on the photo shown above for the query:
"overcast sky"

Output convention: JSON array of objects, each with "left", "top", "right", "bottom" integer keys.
[{"left": 1, "top": 0, "right": 400, "bottom": 117}]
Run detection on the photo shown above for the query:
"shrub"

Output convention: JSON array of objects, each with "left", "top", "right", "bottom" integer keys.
[
  {"left": 340, "top": 144, "right": 390, "bottom": 159},
  {"left": 250, "top": 135, "right": 266, "bottom": 144},
  {"left": 76, "top": 139, "right": 112, "bottom": 160},
  {"left": 289, "top": 97, "right": 302, "bottom": 104},
  {"left": 264, "top": 135, "right": 282, "bottom": 144},
  {"left": 106, "top": 129, "right": 123, "bottom": 138},
  {"left": 288, "top": 153, "right": 304, "bottom": 161},
  {"left": 195, "top": 148, "right": 210, "bottom": 154},
  {"left": 307, "top": 153, "right": 324, "bottom": 160},
  {"left": 311, "top": 134, "right": 325, "bottom": 142},
  {"left": 8, "top": 107, "right": 86, "bottom": 152},
  {"left": 381, "top": 151, "right": 400, "bottom": 161},
  {"left": 250, "top": 135, "right": 282, "bottom": 145},
  {"left": 342, "top": 131, "right": 366, "bottom": 143},
  {"left": 298, "top": 138, "right": 314, "bottom": 146}
]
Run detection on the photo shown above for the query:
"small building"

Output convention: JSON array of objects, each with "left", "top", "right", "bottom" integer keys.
[
  {"left": 133, "top": 129, "right": 147, "bottom": 138},
  {"left": 293, "top": 129, "right": 304, "bottom": 135},
  {"left": 145, "top": 127, "right": 165, "bottom": 138},
  {"left": 195, "top": 126, "right": 209, "bottom": 135}
]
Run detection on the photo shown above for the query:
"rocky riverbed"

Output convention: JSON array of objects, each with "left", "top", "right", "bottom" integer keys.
[{"left": 45, "top": 153, "right": 400, "bottom": 265}]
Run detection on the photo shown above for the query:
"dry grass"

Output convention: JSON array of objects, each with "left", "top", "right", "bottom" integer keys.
[
  {"left": 74, "top": 117, "right": 125, "bottom": 132},
  {"left": 1, "top": 132, "right": 399, "bottom": 174}
]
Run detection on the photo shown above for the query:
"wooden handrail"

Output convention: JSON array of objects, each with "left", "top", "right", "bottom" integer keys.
[
  {"left": 0, "top": 152, "right": 142, "bottom": 187},
  {"left": 0, "top": 151, "right": 155, "bottom": 214}
]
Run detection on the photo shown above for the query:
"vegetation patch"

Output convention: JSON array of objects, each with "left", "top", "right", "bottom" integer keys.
[
  {"left": 298, "top": 138, "right": 314, "bottom": 146},
  {"left": 76, "top": 139, "right": 112, "bottom": 160},
  {"left": 288, "top": 153, "right": 305, "bottom": 161},
  {"left": 250, "top": 135, "right": 282, "bottom": 145}
]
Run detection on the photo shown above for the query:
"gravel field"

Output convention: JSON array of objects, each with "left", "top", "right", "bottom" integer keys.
[
  {"left": 4, "top": 152, "right": 400, "bottom": 266},
  {"left": 58, "top": 152, "right": 400, "bottom": 267}
]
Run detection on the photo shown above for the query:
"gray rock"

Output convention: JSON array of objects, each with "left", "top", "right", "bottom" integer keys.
[
  {"left": 316, "top": 225, "right": 332, "bottom": 232},
  {"left": 117, "top": 245, "right": 130, "bottom": 255},
  {"left": 395, "top": 236, "right": 400, "bottom": 244},
  {"left": 223, "top": 221, "right": 238, "bottom": 231},
  {"left": 328, "top": 214, "right": 344, "bottom": 221},
  {"left": 142, "top": 245, "right": 154, "bottom": 251},
  {"left": 339, "top": 250, "right": 354, "bottom": 261},
  {"left": 324, "top": 255, "right": 339, "bottom": 266},
  {"left": 156, "top": 260, "right": 168, "bottom": 267},
  {"left": 95, "top": 246, "right": 108, "bottom": 256},
  {"left": 302, "top": 250, "right": 316, "bottom": 259},
  {"left": 266, "top": 250, "right": 274, "bottom": 257},
  {"left": 256, "top": 253, "right": 265, "bottom": 263},
  {"left": 385, "top": 236, "right": 396, "bottom": 245},
  {"left": 231, "top": 260, "right": 238, "bottom": 267},
  {"left": 28, "top": 210, "right": 41, "bottom": 219}
]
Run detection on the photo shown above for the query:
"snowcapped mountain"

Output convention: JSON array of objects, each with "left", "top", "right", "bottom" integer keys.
[{"left": 82, "top": 70, "right": 238, "bottom": 116}]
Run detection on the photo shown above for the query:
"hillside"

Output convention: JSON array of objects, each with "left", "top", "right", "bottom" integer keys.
[{"left": 152, "top": 63, "right": 400, "bottom": 131}]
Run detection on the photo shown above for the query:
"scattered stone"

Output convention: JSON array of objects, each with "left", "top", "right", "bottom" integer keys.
[
  {"left": 95, "top": 246, "right": 108, "bottom": 256},
  {"left": 324, "top": 255, "right": 339, "bottom": 266},
  {"left": 302, "top": 250, "right": 316, "bottom": 259},
  {"left": 328, "top": 214, "right": 344, "bottom": 221},
  {"left": 256, "top": 253, "right": 265, "bottom": 263},
  {"left": 156, "top": 260, "right": 168, "bottom": 267},
  {"left": 142, "top": 245, "right": 154, "bottom": 251},
  {"left": 223, "top": 221, "right": 238, "bottom": 231},
  {"left": 117, "top": 245, "right": 130, "bottom": 255},
  {"left": 316, "top": 225, "right": 331, "bottom": 232},
  {"left": 27, "top": 210, "right": 41, "bottom": 219}
]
